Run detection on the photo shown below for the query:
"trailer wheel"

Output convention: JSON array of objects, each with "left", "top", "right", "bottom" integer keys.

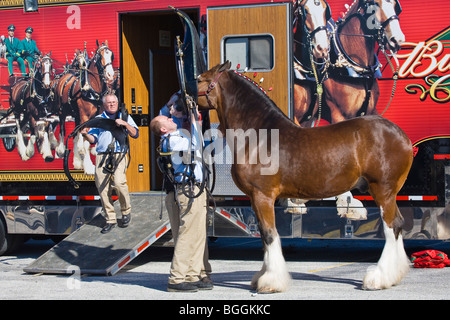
[
  {"left": 0, "top": 219, "right": 27, "bottom": 255},
  {"left": 2, "top": 126, "right": 16, "bottom": 152},
  {"left": 3, "top": 234, "right": 26, "bottom": 254}
]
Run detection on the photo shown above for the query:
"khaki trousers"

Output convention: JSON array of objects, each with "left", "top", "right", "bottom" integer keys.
[
  {"left": 165, "top": 185, "right": 211, "bottom": 284},
  {"left": 95, "top": 154, "right": 131, "bottom": 223}
]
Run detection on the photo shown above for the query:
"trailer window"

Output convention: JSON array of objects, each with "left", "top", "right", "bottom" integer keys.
[{"left": 223, "top": 35, "right": 274, "bottom": 71}]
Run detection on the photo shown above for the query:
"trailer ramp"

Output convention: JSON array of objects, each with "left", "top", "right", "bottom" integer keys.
[{"left": 24, "top": 192, "right": 171, "bottom": 276}]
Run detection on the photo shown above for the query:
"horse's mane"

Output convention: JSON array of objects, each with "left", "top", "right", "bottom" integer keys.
[
  {"left": 341, "top": 0, "right": 359, "bottom": 20},
  {"left": 227, "top": 70, "right": 291, "bottom": 125}
]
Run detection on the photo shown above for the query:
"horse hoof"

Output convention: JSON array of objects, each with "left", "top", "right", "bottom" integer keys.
[
  {"left": 44, "top": 156, "right": 54, "bottom": 163},
  {"left": 257, "top": 287, "right": 280, "bottom": 294}
]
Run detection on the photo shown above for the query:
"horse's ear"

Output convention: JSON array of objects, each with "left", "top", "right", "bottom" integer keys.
[
  {"left": 219, "top": 60, "right": 231, "bottom": 72},
  {"left": 49, "top": 51, "right": 51, "bottom": 56},
  {"left": 105, "top": 40, "right": 108, "bottom": 47},
  {"left": 96, "top": 39, "right": 99, "bottom": 47}
]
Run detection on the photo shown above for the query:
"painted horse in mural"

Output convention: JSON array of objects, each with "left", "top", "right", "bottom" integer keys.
[
  {"left": 9, "top": 53, "right": 55, "bottom": 162},
  {"left": 198, "top": 61, "right": 413, "bottom": 292},
  {"left": 52, "top": 41, "right": 115, "bottom": 174},
  {"left": 293, "top": 0, "right": 331, "bottom": 127},
  {"left": 322, "top": 0, "right": 404, "bottom": 123}
]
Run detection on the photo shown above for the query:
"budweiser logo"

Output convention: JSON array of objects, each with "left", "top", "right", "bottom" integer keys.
[{"left": 396, "top": 28, "right": 450, "bottom": 103}]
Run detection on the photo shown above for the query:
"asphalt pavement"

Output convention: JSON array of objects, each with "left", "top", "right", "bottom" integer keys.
[{"left": 1, "top": 237, "right": 449, "bottom": 309}]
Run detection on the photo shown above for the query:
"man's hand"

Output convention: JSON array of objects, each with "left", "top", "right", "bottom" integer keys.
[
  {"left": 115, "top": 118, "right": 138, "bottom": 138},
  {"left": 81, "top": 127, "right": 95, "bottom": 144}
]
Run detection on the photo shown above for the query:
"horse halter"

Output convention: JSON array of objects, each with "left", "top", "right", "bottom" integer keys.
[
  {"left": 74, "top": 51, "right": 88, "bottom": 70},
  {"left": 198, "top": 71, "right": 224, "bottom": 109},
  {"left": 39, "top": 55, "right": 53, "bottom": 78}
]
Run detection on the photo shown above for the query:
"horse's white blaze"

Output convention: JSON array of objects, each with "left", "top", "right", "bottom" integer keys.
[
  {"left": 103, "top": 50, "right": 115, "bottom": 82},
  {"left": 252, "top": 234, "right": 290, "bottom": 292},
  {"left": 381, "top": 0, "right": 405, "bottom": 49},
  {"left": 43, "top": 61, "right": 51, "bottom": 87},
  {"left": 363, "top": 209, "right": 410, "bottom": 290},
  {"left": 308, "top": 0, "right": 329, "bottom": 59}
]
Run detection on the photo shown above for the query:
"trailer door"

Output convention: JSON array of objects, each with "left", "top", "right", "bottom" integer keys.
[
  {"left": 207, "top": 2, "right": 292, "bottom": 119},
  {"left": 207, "top": 2, "right": 292, "bottom": 196}
]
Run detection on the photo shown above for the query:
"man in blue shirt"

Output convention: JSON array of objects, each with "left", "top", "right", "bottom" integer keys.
[
  {"left": 150, "top": 113, "right": 212, "bottom": 292},
  {"left": 82, "top": 93, "right": 139, "bottom": 233}
]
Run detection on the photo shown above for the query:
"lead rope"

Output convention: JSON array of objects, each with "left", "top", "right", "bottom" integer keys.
[
  {"left": 309, "top": 49, "right": 326, "bottom": 127},
  {"left": 379, "top": 48, "right": 399, "bottom": 116}
]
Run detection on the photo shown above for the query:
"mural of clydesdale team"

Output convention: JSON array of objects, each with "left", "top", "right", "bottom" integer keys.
[{"left": 8, "top": 41, "right": 118, "bottom": 174}]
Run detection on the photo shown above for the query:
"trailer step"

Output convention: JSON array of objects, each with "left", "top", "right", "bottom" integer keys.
[{"left": 23, "top": 192, "right": 170, "bottom": 276}]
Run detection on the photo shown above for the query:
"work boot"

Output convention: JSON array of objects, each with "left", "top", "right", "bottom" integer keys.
[
  {"left": 167, "top": 282, "right": 198, "bottom": 292},
  {"left": 192, "top": 278, "right": 214, "bottom": 290},
  {"left": 121, "top": 213, "right": 131, "bottom": 228},
  {"left": 101, "top": 223, "right": 116, "bottom": 234}
]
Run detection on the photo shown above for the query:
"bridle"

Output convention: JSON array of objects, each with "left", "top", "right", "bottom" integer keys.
[
  {"left": 198, "top": 71, "right": 224, "bottom": 109},
  {"left": 360, "top": 0, "right": 402, "bottom": 50},
  {"left": 94, "top": 45, "right": 115, "bottom": 84}
]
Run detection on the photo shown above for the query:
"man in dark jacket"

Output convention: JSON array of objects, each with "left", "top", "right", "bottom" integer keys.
[
  {"left": 5, "top": 25, "right": 26, "bottom": 76},
  {"left": 20, "top": 27, "right": 41, "bottom": 71}
]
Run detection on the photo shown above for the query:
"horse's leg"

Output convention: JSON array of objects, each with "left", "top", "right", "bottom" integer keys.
[
  {"left": 293, "top": 82, "right": 316, "bottom": 127},
  {"left": 250, "top": 192, "right": 290, "bottom": 293},
  {"left": 72, "top": 132, "right": 83, "bottom": 169},
  {"left": 15, "top": 118, "right": 29, "bottom": 161},
  {"left": 15, "top": 114, "right": 36, "bottom": 161},
  {"left": 48, "top": 121, "right": 59, "bottom": 150},
  {"left": 35, "top": 120, "right": 54, "bottom": 162},
  {"left": 335, "top": 191, "right": 367, "bottom": 220},
  {"left": 55, "top": 85, "right": 69, "bottom": 159},
  {"left": 75, "top": 101, "right": 96, "bottom": 175},
  {"left": 363, "top": 191, "right": 409, "bottom": 290},
  {"left": 55, "top": 114, "right": 66, "bottom": 159},
  {"left": 367, "top": 81, "right": 380, "bottom": 116},
  {"left": 81, "top": 132, "right": 95, "bottom": 175}
]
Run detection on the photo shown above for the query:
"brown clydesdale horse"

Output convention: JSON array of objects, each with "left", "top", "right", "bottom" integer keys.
[
  {"left": 198, "top": 61, "right": 413, "bottom": 292},
  {"left": 322, "top": 0, "right": 404, "bottom": 124},
  {"left": 10, "top": 53, "right": 55, "bottom": 162},
  {"left": 52, "top": 42, "right": 116, "bottom": 174}
]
